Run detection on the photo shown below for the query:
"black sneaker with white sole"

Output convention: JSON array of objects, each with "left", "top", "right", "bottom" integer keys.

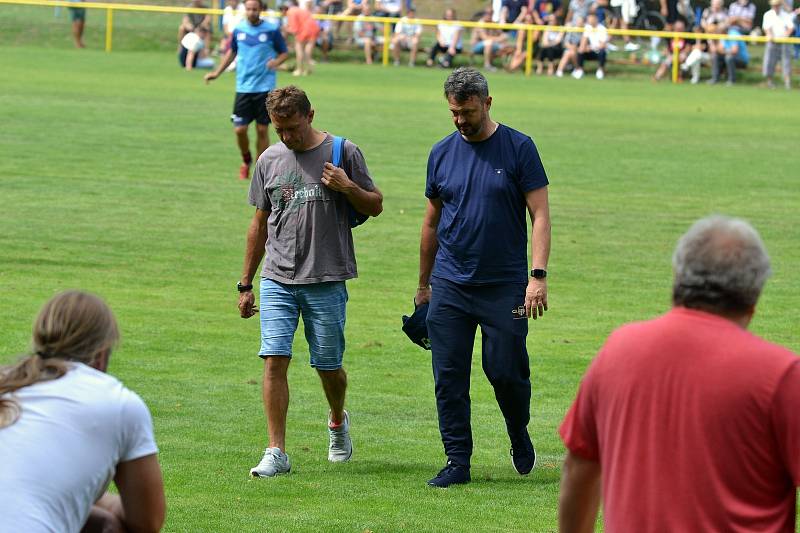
[{"left": 510, "top": 429, "right": 536, "bottom": 475}]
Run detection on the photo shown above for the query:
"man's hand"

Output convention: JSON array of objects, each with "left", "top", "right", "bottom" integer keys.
[
  {"left": 321, "top": 162, "right": 354, "bottom": 192},
  {"left": 415, "top": 286, "right": 432, "bottom": 306},
  {"left": 239, "top": 290, "right": 256, "bottom": 318},
  {"left": 204, "top": 71, "right": 219, "bottom": 84},
  {"left": 266, "top": 58, "right": 279, "bottom": 70},
  {"left": 525, "top": 278, "right": 548, "bottom": 319}
]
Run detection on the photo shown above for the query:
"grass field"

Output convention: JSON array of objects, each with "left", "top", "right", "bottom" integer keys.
[{"left": 1, "top": 40, "right": 799, "bottom": 532}]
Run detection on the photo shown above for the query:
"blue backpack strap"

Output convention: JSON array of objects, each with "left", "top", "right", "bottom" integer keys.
[
  {"left": 332, "top": 135, "right": 344, "bottom": 168},
  {"left": 330, "top": 135, "right": 369, "bottom": 228}
]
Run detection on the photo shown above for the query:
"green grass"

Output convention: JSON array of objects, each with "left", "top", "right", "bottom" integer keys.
[{"left": 1, "top": 44, "right": 798, "bottom": 532}]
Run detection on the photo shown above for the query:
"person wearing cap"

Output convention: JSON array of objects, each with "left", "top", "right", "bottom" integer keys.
[
  {"left": 762, "top": 0, "right": 795, "bottom": 90},
  {"left": 416, "top": 67, "right": 550, "bottom": 488},
  {"left": 559, "top": 215, "right": 800, "bottom": 532}
]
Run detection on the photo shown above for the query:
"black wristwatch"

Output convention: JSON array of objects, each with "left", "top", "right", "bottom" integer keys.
[
  {"left": 237, "top": 282, "right": 253, "bottom": 293},
  {"left": 530, "top": 269, "right": 547, "bottom": 279}
]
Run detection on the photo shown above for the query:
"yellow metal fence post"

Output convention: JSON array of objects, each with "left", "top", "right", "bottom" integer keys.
[
  {"left": 382, "top": 20, "right": 390, "bottom": 66},
  {"left": 525, "top": 28, "right": 534, "bottom": 76},
  {"left": 105, "top": 7, "right": 113, "bottom": 52},
  {"left": 671, "top": 36, "right": 679, "bottom": 83}
]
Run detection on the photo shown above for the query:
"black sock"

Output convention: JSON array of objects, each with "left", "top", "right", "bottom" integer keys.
[{"left": 242, "top": 152, "right": 252, "bottom": 166}]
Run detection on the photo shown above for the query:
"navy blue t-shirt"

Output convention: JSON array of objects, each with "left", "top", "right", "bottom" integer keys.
[{"left": 425, "top": 124, "right": 548, "bottom": 285}]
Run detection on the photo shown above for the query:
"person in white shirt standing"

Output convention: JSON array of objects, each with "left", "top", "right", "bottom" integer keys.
[
  {"left": 0, "top": 291, "right": 165, "bottom": 533},
  {"left": 763, "top": 0, "right": 795, "bottom": 89},
  {"left": 573, "top": 12, "right": 608, "bottom": 79}
]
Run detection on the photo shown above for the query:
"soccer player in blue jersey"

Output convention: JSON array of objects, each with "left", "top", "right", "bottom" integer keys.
[
  {"left": 205, "top": 0, "right": 289, "bottom": 180},
  {"left": 415, "top": 67, "right": 551, "bottom": 488}
]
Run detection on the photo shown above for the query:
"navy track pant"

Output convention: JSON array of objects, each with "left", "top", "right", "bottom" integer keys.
[{"left": 426, "top": 277, "right": 531, "bottom": 467}]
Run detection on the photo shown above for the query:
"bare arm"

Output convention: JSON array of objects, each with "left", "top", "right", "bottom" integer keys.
[
  {"left": 239, "top": 208, "right": 269, "bottom": 318},
  {"left": 204, "top": 48, "right": 237, "bottom": 83},
  {"left": 415, "top": 198, "right": 442, "bottom": 305},
  {"left": 321, "top": 162, "right": 383, "bottom": 217},
  {"left": 109, "top": 454, "right": 166, "bottom": 533},
  {"left": 525, "top": 186, "right": 550, "bottom": 319},
  {"left": 267, "top": 51, "right": 290, "bottom": 71},
  {"left": 559, "top": 451, "right": 601, "bottom": 533},
  {"left": 185, "top": 49, "right": 197, "bottom": 70}
]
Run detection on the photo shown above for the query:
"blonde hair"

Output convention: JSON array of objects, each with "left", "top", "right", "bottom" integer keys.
[{"left": 0, "top": 291, "right": 120, "bottom": 428}]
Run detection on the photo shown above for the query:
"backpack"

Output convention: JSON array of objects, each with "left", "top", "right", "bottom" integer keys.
[{"left": 331, "top": 135, "right": 369, "bottom": 228}]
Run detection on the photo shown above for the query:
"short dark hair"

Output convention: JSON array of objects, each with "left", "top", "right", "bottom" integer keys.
[
  {"left": 267, "top": 86, "right": 312, "bottom": 118},
  {"left": 244, "top": 0, "right": 263, "bottom": 8},
  {"left": 443, "top": 67, "right": 489, "bottom": 102}
]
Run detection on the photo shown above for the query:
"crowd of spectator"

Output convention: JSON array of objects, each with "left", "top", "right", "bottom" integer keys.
[{"left": 172, "top": 0, "right": 798, "bottom": 88}]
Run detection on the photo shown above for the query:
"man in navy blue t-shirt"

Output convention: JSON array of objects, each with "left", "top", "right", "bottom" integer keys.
[
  {"left": 416, "top": 67, "right": 551, "bottom": 488},
  {"left": 205, "top": 0, "right": 289, "bottom": 180}
]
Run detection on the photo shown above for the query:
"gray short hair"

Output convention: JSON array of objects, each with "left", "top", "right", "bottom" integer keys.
[
  {"left": 672, "top": 215, "right": 771, "bottom": 313},
  {"left": 443, "top": 67, "right": 489, "bottom": 102}
]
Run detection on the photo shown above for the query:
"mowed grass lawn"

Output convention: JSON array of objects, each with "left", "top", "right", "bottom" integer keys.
[{"left": 1, "top": 43, "right": 798, "bottom": 532}]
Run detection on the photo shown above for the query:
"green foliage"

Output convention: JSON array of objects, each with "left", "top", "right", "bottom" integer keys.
[{"left": 0, "top": 46, "right": 798, "bottom": 531}]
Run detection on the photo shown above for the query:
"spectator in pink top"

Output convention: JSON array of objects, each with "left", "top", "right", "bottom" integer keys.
[{"left": 286, "top": 0, "right": 320, "bottom": 76}]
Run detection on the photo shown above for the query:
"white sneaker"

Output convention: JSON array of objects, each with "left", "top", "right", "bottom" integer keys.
[
  {"left": 250, "top": 447, "right": 291, "bottom": 477},
  {"left": 607, "top": 42, "right": 619, "bottom": 52},
  {"left": 571, "top": 68, "right": 584, "bottom": 79},
  {"left": 555, "top": 70, "right": 563, "bottom": 77},
  {"left": 624, "top": 42, "right": 640, "bottom": 52},
  {"left": 328, "top": 410, "right": 352, "bottom": 462},
  {"left": 596, "top": 69, "right": 605, "bottom": 80}
]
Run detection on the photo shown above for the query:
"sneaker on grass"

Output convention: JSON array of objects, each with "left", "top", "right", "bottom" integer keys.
[
  {"left": 427, "top": 460, "right": 470, "bottom": 488},
  {"left": 328, "top": 410, "right": 352, "bottom": 462},
  {"left": 250, "top": 447, "right": 291, "bottom": 478},
  {"left": 238, "top": 162, "right": 251, "bottom": 180},
  {"left": 509, "top": 428, "right": 536, "bottom": 475}
]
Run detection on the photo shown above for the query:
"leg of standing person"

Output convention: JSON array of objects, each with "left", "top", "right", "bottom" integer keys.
[
  {"left": 299, "top": 282, "right": 352, "bottom": 462},
  {"left": 293, "top": 38, "right": 305, "bottom": 76},
  {"left": 255, "top": 123, "right": 269, "bottom": 158},
  {"left": 234, "top": 125, "right": 253, "bottom": 179},
  {"left": 250, "top": 280, "right": 298, "bottom": 478},
  {"left": 426, "top": 279, "right": 478, "bottom": 477},
  {"left": 303, "top": 40, "right": 315, "bottom": 74},
  {"left": 475, "top": 283, "right": 535, "bottom": 475},
  {"left": 781, "top": 44, "right": 791, "bottom": 89}
]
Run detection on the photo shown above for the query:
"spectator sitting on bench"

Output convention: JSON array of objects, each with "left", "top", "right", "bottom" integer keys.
[
  {"left": 653, "top": 20, "right": 691, "bottom": 81},
  {"left": 573, "top": 12, "right": 608, "bottom": 79},
  {"left": 178, "top": 0, "right": 212, "bottom": 52},
  {"left": 427, "top": 8, "right": 463, "bottom": 68},
  {"left": 536, "top": 15, "right": 565, "bottom": 75},
  {"left": 180, "top": 26, "right": 215, "bottom": 70},
  {"left": 353, "top": 3, "right": 378, "bottom": 65},
  {"left": 392, "top": 7, "right": 423, "bottom": 66},
  {"left": 470, "top": 7, "right": 513, "bottom": 70}
]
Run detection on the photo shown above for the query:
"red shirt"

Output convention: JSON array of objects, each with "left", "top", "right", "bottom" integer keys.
[{"left": 560, "top": 307, "right": 800, "bottom": 532}]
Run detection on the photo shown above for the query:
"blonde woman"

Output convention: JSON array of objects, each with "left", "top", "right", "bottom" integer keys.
[{"left": 0, "top": 291, "right": 165, "bottom": 533}]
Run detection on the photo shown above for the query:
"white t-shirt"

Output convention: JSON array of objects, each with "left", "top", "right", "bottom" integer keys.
[
  {"left": 583, "top": 23, "right": 608, "bottom": 50},
  {"left": 0, "top": 363, "right": 158, "bottom": 533},
  {"left": 762, "top": 9, "right": 795, "bottom": 38},
  {"left": 438, "top": 23, "right": 464, "bottom": 48},
  {"left": 395, "top": 17, "right": 422, "bottom": 37},
  {"left": 222, "top": 2, "right": 245, "bottom": 34},
  {"left": 181, "top": 31, "right": 205, "bottom": 52}
]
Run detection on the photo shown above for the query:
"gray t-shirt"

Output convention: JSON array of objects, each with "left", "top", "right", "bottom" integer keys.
[{"left": 248, "top": 133, "right": 376, "bottom": 284}]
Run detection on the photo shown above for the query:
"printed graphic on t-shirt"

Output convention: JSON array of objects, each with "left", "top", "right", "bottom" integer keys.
[{"left": 270, "top": 171, "right": 325, "bottom": 211}]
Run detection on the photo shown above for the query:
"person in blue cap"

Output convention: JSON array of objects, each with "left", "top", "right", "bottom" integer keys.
[{"left": 415, "top": 67, "right": 551, "bottom": 488}]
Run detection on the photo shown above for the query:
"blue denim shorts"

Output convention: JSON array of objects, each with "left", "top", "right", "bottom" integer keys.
[{"left": 259, "top": 279, "right": 348, "bottom": 370}]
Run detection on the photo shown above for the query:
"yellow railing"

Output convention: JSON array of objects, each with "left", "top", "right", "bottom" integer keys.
[{"left": 3, "top": 0, "right": 800, "bottom": 82}]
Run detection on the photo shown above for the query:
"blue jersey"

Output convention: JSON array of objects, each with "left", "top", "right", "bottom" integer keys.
[
  {"left": 425, "top": 124, "right": 549, "bottom": 285},
  {"left": 723, "top": 28, "right": 749, "bottom": 64},
  {"left": 231, "top": 18, "right": 287, "bottom": 94}
]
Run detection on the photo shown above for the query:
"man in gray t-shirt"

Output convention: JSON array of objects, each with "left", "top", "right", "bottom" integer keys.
[{"left": 238, "top": 85, "right": 383, "bottom": 478}]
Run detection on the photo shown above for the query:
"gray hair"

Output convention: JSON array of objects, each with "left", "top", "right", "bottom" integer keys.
[
  {"left": 443, "top": 67, "right": 489, "bottom": 102},
  {"left": 672, "top": 215, "right": 771, "bottom": 314}
]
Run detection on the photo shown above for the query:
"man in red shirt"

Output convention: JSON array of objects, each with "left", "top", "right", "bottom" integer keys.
[{"left": 559, "top": 215, "right": 800, "bottom": 533}]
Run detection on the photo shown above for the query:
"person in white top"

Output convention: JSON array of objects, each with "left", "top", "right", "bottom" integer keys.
[
  {"left": 762, "top": 0, "right": 795, "bottom": 89},
  {"left": 573, "top": 12, "right": 608, "bottom": 79},
  {"left": 391, "top": 7, "right": 423, "bottom": 66},
  {"left": 0, "top": 291, "right": 165, "bottom": 533},
  {"left": 426, "top": 8, "right": 464, "bottom": 68}
]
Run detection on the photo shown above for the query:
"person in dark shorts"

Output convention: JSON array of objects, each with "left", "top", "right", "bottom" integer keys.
[
  {"left": 204, "top": 0, "right": 289, "bottom": 180},
  {"left": 68, "top": 0, "right": 86, "bottom": 48}
]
